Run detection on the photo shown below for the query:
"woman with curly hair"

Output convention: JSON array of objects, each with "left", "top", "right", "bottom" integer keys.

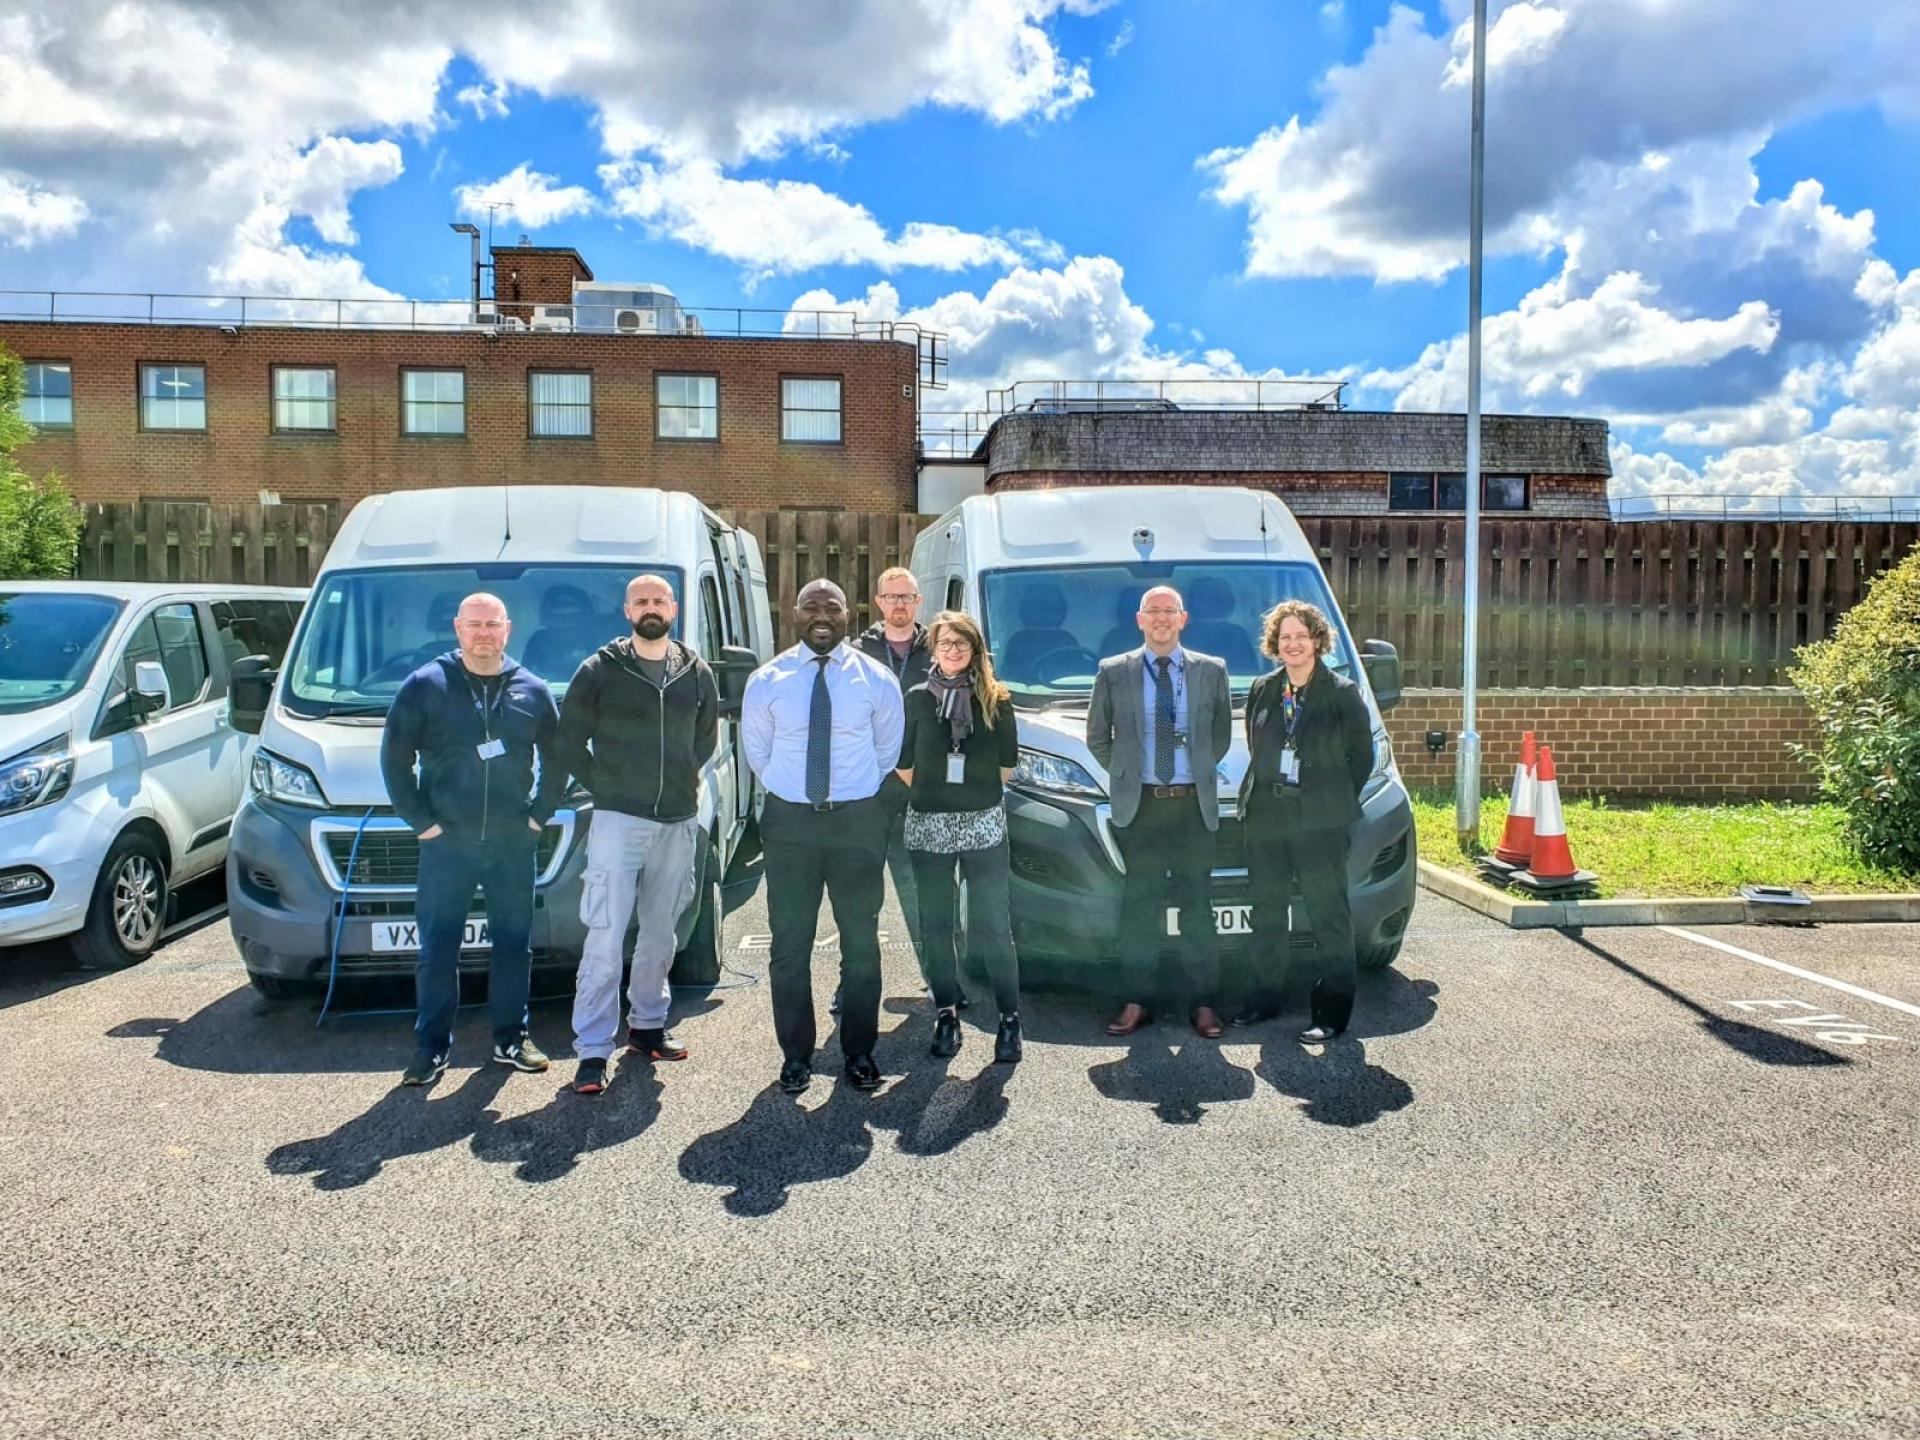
[
  {"left": 895, "top": 611, "right": 1024, "bottom": 1063},
  {"left": 1236, "top": 599, "right": 1375, "bottom": 1044}
]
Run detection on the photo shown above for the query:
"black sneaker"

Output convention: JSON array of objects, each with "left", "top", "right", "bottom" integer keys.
[
  {"left": 930, "top": 1008, "right": 962, "bottom": 1058},
  {"left": 400, "top": 1054, "right": 446, "bottom": 1087},
  {"left": 627, "top": 1027, "right": 689, "bottom": 1062},
  {"left": 994, "top": 1013, "right": 1023, "bottom": 1065},
  {"left": 572, "top": 1057, "right": 608, "bottom": 1095},
  {"left": 828, "top": 988, "right": 843, "bottom": 1016},
  {"left": 844, "top": 1054, "right": 883, "bottom": 1092},
  {"left": 493, "top": 1037, "right": 550, "bottom": 1072},
  {"left": 779, "top": 1059, "right": 811, "bottom": 1095}
]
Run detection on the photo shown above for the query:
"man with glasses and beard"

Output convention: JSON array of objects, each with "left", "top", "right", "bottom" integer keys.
[
  {"left": 555, "top": 574, "right": 720, "bottom": 1096},
  {"left": 742, "top": 578, "right": 905, "bottom": 1095}
]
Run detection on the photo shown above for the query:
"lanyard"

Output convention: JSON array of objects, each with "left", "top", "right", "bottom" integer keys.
[
  {"left": 1281, "top": 680, "right": 1300, "bottom": 744},
  {"left": 884, "top": 637, "right": 915, "bottom": 682},
  {"left": 464, "top": 672, "right": 508, "bottom": 740}
]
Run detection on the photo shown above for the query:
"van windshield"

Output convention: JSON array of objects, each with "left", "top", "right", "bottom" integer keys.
[
  {"left": 0, "top": 592, "right": 124, "bottom": 715},
  {"left": 980, "top": 562, "right": 1350, "bottom": 702},
  {"left": 284, "top": 564, "right": 682, "bottom": 718}
]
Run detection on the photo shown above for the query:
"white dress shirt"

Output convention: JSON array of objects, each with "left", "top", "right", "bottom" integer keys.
[{"left": 742, "top": 641, "right": 905, "bottom": 804}]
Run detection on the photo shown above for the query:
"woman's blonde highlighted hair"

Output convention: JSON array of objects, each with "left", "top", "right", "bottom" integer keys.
[{"left": 926, "top": 610, "right": 1010, "bottom": 727}]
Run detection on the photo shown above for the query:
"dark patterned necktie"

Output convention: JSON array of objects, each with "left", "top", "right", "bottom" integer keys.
[
  {"left": 805, "top": 654, "right": 832, "bottom": 804},
  {"left": 1154, "top": 655, "right": 1176, "bottom": 784}
]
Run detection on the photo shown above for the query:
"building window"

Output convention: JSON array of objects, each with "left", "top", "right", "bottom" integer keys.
[
  {"left": 140, "top": 363, "right": 206, "bottom": 431},
  {"left": 1484, "top": 474, "right": 1530, "bottom": 511},
  {"left": 781, "top": 376, "right": 842, "bottom": 443},
  {"left": 1388, "top": 471, "right": 1530, "bottom": 512},
  {"left": 657, "top": 373, "right": 717, "bottom": 439},
  {"left": 402, "top": 369, "right": 466, "bottom": 435},
  {"left": 23, "top": 363, "right": 73, "bottom": 429},
  {"left": 530, "top": 370, "right": 592, "bottom": 437},
  {"left": 272, "top": 366, "right": 336, "bottom": 433},
  {"left": 1388, "top": 472, "right": 1435, "bottom": 510}
]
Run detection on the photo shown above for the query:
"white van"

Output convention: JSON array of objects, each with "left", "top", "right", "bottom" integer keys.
[
  {"left": 225, "top": 486, "right": 772, "bottom": 1000},
  {"left": 910, "top": 485, "right": 1417, "bottom": 970},
  {"left": 0, "top": 581, "right": 306, "bottom": 968}
]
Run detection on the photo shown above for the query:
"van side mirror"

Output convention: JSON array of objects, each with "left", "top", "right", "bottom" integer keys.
[
  {"left": 1360, "top": 639, "right": 1402, "bottom": 712},
  {"left": 714, "top": 645, "right": 758, "bottom": 717},
  {"left": 131, "top": 660, "right": 171, "bottom": 719},
  {"left": 229, "top": 654, "right": 276, "bottom": 735}
]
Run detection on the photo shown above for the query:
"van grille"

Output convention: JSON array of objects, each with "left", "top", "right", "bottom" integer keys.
[{"left": 325, "top": 828, "right": 563, "bottom": 888}]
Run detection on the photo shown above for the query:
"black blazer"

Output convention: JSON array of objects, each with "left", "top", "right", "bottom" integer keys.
[{"left": 1238, "top": 662, "right": 1375, "bottom": 831}]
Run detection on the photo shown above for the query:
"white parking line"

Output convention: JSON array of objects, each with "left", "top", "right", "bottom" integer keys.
[{"left": 1659, "top": 926, "right": 1920, "bottom": 1022}]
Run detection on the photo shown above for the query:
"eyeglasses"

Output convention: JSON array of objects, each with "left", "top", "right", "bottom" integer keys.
[
  {"left": 932, "top": 639, "right": 973, "bottom": 653},
  {"left": 877, "top": 593, "right": 919, "bottom": 603}
]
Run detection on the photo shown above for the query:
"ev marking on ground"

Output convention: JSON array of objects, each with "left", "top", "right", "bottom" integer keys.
[
  {"left": 1661, "top": 925, "right": 1920, "bottom": 1023},
  {"left": 1725, "top": 998, "right": 1902, "bottom": 1046}
]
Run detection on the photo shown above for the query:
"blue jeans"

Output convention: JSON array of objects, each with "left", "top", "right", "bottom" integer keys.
[{"left": 413, "top": 829, "right": 536, "bottom": 1061}]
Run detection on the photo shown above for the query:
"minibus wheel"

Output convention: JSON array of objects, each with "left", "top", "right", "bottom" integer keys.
[
  {"left": 248, "top": 972, "right": 306, "bottom": 1002},
  {"left": 1358, "top": 938, "right": 1403, "bottom": 970},
  {"left": 670, "top": 841, "right": 723, "bottom": 988},
  {"left": 74, "top": 831, "right": 169, "bottom": 970}
]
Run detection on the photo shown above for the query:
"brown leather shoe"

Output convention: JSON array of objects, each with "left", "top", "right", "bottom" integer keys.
[
  {"left": 1106, "top": 1002, "right": 1150, "bottom": 1036},
  {"left": 1191, "top": 1006, "right": 1225, "bottom": 1039}
]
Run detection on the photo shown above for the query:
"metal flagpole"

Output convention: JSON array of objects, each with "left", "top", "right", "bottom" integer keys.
[{"left": 1455, "top": 0, "right": 1488, "bottom": 849}]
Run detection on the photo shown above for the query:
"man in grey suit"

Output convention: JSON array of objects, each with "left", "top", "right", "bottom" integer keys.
[{"left": 1086, "top": 585, "right": 1233, "bottom": 1039}]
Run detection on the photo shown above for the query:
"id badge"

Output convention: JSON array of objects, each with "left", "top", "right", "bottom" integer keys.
[
  {"left": 945, "top": 752, "right": 967, "bottom": 785},
  {"left": 1279, "top": 747, "right": 1300, "bottom": 785},
  {"left": 477, "top": 738, "right": 506, "bottom": 761}
]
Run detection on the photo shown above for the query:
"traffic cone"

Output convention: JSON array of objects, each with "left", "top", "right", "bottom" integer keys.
[
  {"left": 1516, "top": 745, "right": 1584, "bottom": 884},
  {"left": 1492, "top": 731, "right": 1537, "bottom": 865}
]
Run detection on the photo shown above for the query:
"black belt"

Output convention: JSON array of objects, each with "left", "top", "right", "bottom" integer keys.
[
  {"left": 1261, "top": 782, "right": 1304, "bottom": 798},
  {"left": 1145, "top": 784, "right": 1196, "bottom": 799},
  {"left": 770, "top": 793, "right": 871, "bottom": 813}
]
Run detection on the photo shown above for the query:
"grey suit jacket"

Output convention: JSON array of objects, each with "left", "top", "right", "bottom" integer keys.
[{"left": 1086, "top": 646, "right": 1232, "bottom": 830}]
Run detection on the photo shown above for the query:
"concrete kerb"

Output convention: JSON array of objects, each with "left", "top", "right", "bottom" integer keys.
[{"left": 1416, "top": 859, "right": 1920, "bottom": 929}]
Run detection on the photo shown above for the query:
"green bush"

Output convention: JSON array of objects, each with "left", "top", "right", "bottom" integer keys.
[
  {"left": 1790, "top": 541, "right": 1920, "bottom": 869},
  {"left": 0, "top": 469, "right": 83, "bottom": 579}
]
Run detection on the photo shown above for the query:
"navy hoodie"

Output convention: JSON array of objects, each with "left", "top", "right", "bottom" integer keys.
[{"left": 380, "top": 652, "right": 566, "bottom": 840}]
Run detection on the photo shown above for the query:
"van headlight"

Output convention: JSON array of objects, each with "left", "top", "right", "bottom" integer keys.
[
  {"left": 250, "top": 749, "right": 328, "bottom": 808},
  {"left": 1360, "top": 727, "right": 1398, "bottom": 803},
  {"left": 1011, "top": 748, "right": 1106, "bottom": 799},
  {"left": 0, "top": 736, "right": 74, "bottom": 817}
]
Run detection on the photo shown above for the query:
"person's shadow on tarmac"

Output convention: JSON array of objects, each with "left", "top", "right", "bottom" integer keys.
[{"left": 265, "top": 1064, "right": 512, "bottom": 1190}]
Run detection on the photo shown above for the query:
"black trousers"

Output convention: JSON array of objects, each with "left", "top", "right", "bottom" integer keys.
[
  {"left": 910, "top": 839, "right": 1020, "bottom": 1015},
  {"left": 1112, "top": 791, "right": 1219, "bottom": 1011},
  {"left": 1243, "top": 792, "right": 1357, "bottom": 1031},
  {"left": 761, "top": 795, "right": 889, "bottom": 1064}
]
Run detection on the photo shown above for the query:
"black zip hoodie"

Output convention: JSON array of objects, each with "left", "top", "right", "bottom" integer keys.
[
  {"left": 854, "top": 620, "right": 931, "bottom": 693},
  {"left": 556, "top": 636, "right": 720, "bottom": 822},
  {"left": 380, "top": 653, "right": 565, "bottom": 840}
]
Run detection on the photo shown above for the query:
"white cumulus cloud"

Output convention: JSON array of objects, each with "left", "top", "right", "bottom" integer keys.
[{"left": 456, "top": 163, "right": 595, "bottom": 231}]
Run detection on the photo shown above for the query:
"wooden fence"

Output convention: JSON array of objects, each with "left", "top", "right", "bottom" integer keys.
[{"left": 76, "top": 502, "right": 1917, "bottom": 685}]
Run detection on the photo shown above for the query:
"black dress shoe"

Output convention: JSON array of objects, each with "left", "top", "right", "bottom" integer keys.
[
  {"left": 1229, "top": 1007, "right": 1276, "bottom": 1029},
  {"left": 779, "top": 1060, "right": 811, "bottom": 1094},
  {"left": 930, "top": 1008, "right": 962, "bottom": 1058},
  {"left": 844, "top": 1054, "right": 883, "bottom": 1091},
  {"left": 828, "top": 987, "right": 843, "bottom": 1016},
  {"left": 1297, "top": 1024, "right": 1344, "bottom": 1045},
  {"left": 993, "top": 1013, "right": 1022, "bottom": 1064}
]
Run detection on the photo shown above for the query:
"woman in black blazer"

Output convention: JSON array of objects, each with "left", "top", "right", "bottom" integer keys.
[{"left": 1236, "top": 599, "right": 1375, "bottom": 1043}]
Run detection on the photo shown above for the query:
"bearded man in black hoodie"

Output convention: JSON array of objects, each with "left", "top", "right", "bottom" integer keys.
[{"left": 555, "top": 574, "right": 719, "bottom": 1096}]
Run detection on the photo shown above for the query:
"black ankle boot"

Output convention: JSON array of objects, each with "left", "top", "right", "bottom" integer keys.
[
  {"left": 993, "top": 1013, "right": 1022, "bottom": 1064},
  {"left": 931, "top": 1007, "right": 962, "bottom": 1058}
]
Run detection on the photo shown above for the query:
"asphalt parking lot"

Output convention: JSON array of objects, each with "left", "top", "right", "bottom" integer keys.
[{"left": 1, "top": 865, "right": 1916, "bottom": 1440}]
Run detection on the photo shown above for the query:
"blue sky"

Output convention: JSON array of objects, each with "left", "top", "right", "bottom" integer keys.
[{"left": 5, "top": 0, "right": 1919, "bottom": 501}]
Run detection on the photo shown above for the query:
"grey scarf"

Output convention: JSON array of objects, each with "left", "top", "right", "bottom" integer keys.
[{"left": 927, "top": 668, "right": 975, "bottom": 745}]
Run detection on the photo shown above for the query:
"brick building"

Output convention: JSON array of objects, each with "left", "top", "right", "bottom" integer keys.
[
  {"left": 942, "top": 407, "right": 1613, "bottom": 518},
  {"left": 3, "top": 243, "right": 930, "bottom": 512}
]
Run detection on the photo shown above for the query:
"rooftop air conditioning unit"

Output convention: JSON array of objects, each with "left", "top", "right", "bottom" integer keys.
[
  {"left": 531, "top": 306, "right": 575, "bottom": 332},
  {"left": 495, "top": 314, "right": 527, "bottom": 332},
  {"left": 614, "top": 307, "right": 660, "bottom": 333},
  {"left": 680, "top": 313, "right": 704, "bottom": 336}
]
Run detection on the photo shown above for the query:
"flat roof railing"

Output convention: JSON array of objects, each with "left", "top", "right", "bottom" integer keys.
[
  {"left": 1612, "top": 493, "right": 1920, "bottom": 522},
  {"left": 984, "top": 377, "right": 1347, "bottom": 413},
  {"left": 0, "top": 289, "right": 950, "bottom": 387}
]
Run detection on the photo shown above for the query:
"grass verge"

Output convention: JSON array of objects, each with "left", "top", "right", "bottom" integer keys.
[{"left": 1410, "top": 791, "right": 1920, "bottom": 899}]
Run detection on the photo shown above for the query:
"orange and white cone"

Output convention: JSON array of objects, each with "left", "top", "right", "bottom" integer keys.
[
  {"left": 1492, "top": 731, "right": 1537, "bottom": 865},
  {"left": 1522, "top": 745, "right": 1578, "bottom": 881}
]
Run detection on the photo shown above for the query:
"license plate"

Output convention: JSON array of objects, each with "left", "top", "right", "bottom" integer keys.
[
  {"left": 371, "top": 917, "right": 490, "bottom": 953},
  {"left": 1167, "top": 903, "right": 1254, "bottom": 937}
]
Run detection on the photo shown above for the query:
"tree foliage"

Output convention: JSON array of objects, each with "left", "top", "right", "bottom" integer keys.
[
  {"left": 0, "top": 345, "right": 84, "bottom": 580},
  {"left": 1790, "top": 541, "right": 1920, "bottom": 869}
]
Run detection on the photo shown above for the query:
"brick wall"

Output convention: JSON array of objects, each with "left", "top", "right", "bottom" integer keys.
[
  {"left": 490, "top": 246, "right": 592, "bottom": 321},
  {"left": 3, "top": 321, "right": 919, "bottom": 511},
  {"left": 1384, "top": 687, "right": 1817, "bottom": 800},
  {"left": 990, "top": 468, "right": 1608, "bottom": 518}
]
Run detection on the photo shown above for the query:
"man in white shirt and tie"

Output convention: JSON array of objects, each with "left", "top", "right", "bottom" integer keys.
[{"left": 741, "top": 578, "right": 906, "bottom": 1095}]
